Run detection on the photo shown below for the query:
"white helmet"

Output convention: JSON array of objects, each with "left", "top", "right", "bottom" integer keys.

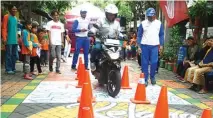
[
  {"left": 80, "top": 8, "right": 87, "bottom": 14},
  {"left": 105, "top": 4, "right": 118, "bottom": 14}
]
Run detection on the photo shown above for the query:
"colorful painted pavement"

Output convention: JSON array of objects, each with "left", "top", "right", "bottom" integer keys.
[{"left": 1, "top": 56, "right": 213, "bottom": 118}]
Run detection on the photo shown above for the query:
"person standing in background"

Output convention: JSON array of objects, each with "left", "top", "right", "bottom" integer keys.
[
  {"left": 22, "top": 21, "right": 33, "bottom": 80},
  {"left": 39, "top": 28, "right": 49, "bottom": 66},
  {"left": 62, "top": 29, "right": 71, "bottom": 62},
  {"left": 2, "top": 5, "right": 18, "bottom": 74},
  {"left": 137, "top": 8, "right": 164, "bottom": 86},
  {"left": 30, "top": 22, "right": 43, "bottom": 75},
  {"left": 47, "top": 10, "right": 64, "bottom": 74},
  {"left": 71, "top": 8, "right": 90, "bottom": 70}
]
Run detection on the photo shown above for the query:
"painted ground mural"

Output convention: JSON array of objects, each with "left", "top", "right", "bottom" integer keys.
[{"left": 1, "top": 56, "right": 212, "bottom": 118}]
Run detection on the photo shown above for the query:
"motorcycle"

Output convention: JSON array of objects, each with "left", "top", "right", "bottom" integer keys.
[{"left": 88, "top": 26, "right": 124, "bottom": 97}]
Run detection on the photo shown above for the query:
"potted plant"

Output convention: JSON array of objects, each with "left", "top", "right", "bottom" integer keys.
[{"left": 163, "top": 26, "right": 183, "bottom": 71}]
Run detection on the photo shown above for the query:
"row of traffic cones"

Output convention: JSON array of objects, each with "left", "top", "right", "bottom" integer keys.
[
  {"left": 75, "top": 57, "right": 95, "bottom": 118},
  {"left": 131, "top": 72, "right": 212, "bottom": 118},
  {"left": 75, "top": 58, "right": 212, "bottom": 118}
]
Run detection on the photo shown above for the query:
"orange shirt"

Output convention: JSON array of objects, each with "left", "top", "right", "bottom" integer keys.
[
  {"left": 123, "top": 41, "right": 127, "bottom": 48},
  {"left": 1, "top": 14, "right": 9, "bottom": 42},
  {"left": 21, "top": 30, "right": 32, "bottom": 55},
  {"left": 40, "top": 34, "right": 49, "bottom": 50},
  {"left": 31, "top": 33, "right": 40, "bottom": 57}
]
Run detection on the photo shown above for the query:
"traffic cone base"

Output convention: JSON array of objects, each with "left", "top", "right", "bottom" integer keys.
[
  {"left": 121, "top": 86, "right": 132, "bottom": 89},
  {"left": 76, "top": 85, "right": 83, "bottom": 88},
  {"left": 154, "top": 86, "right": 169, "bottom": 118},
  {"left": 79, "top": 107, "right": 94, "bottom": 118},
  {"left": 77, "top": 97, "right": 96, "bottom": 103},
  {"left": 78, "top": 83, "right": 94, "bottom": 118},
  {"left": 130, "top": 98, "right": 150, "bottom": 104},
  {"left": 130, "top": 73, "right": 150, "bottom": 104}
]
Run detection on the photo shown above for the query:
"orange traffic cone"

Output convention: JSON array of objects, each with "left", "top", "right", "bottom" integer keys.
[
  {"left": 130, "top": 73, "right": 150, "bottom": 104},
  {"left": 75, "top": 57, "right": 83, "bottom": 80},
  {"left": 154, "top": 86, "right": 169, "bottom": 118},
  {"left": 76, "top": 64, "right": 85, "bottom": 88},
  {"left": 201, "top": 108, "right": 212, "bottom": 118},
  {"left": 77, "top": 70, "right": 96, "bottom": 103},
  {"left": 78, "top": 83, "right": 94, "bottom": 118},
  {"left": 121, "top": 66, "right": 131, "bottom": 89},
  {"left": 79, "top": 107, "right": 94, "bottom": 118}
]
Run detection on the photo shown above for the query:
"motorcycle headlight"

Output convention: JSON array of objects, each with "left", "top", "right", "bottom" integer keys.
[{"left": 107, "top": 49, "right": 120, "bottom": 60}]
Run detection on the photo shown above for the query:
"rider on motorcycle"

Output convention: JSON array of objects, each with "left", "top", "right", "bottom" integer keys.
[{"left": 90, "top": 4, "right": 123, "bottom": 71}]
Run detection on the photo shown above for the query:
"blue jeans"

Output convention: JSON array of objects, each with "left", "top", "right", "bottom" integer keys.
[
  {"left": 141, "top": 44, "right": 158, "bottom": 82},
  {"left": 72, "top": 37, "right": 90, "bottom": 68},
  {"left": 5, "top": 44, "right": 18, "bottom": 72}
]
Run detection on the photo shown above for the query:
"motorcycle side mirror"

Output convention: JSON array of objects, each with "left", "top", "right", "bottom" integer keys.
[{"left": 93, "top": 24, "right": 100, "bottom": 29}]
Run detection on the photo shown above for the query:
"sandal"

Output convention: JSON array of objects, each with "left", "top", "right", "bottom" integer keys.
[
  {"left": 189, "top": 85, "right": 196, "bottom": 90},
  {"left": 198, "top": 89, "right": 207, "bottom": 94}
]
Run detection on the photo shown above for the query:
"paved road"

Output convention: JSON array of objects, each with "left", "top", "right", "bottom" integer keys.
[{"left": 1, "top": 55, "right": 213, "bottom": 118}]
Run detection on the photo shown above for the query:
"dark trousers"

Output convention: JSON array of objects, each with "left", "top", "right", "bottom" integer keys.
[
  {"left": 122, "top": 48, "right": 126, "bottom": 60},
  {"left": 49, "top": 45, "right": 61, "bottom": 71},
  {"left": 1, "top": 50, "right": 5, "bottom": 65},
  {"left": 5, "top": 44, "right": 18, "bottom": 72},
  {"left": 30, "top": 56, "right": 42, "bottom": 73},
  {"left": 137, "top": 53, "right": 141, "bottom": 66},
  {"left": 177, "top": 62, "right": 191, "bottom": 78},
  {"left": 40, "top": 50, "right": 48, "bottom": 65}
]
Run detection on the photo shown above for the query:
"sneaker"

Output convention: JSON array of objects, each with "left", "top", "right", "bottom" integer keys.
[
  {"left": 6, "top": 71, "right": 15, "bottom": 75},
  {"left": 24, "top": 74, "right": 33, "bottom": 80},
  {"left": 151, "top": 79, "right": 156, "bottom": 85},
  {"left": 49, "top": 66, "right": 53, "bottom": 72},
  {"left": 56, "top": 70, "right": 61, "bottom": 74},
  {"left": 31, "top": 72, "right": 38, "bottom": 75},
  {"left": 145, "top": 81, "right": 148, "bottom": 87},
  {"left": 38, "top": 72, "right": 44, "bottom": 75},
  {"left": 90, "top": 63, "right": 96, "bottom": 71},
  {"left": 71, "top": 66, "right": 77, "bottom": 71}
]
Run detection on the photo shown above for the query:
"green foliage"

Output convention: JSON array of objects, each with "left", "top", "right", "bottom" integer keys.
[
  {"left": 42, "top": 1, "right": 72, "bottom": 14},
  {"left": 90, "top": 0, "right": 110, "bottom": 9},
  {"left": 188, "top": 0, "right": 213, "bottom": 19},
  {"left": 117, "top": 1, "right": 133, "bottom": 22},
  {"left": 163, "top": 26, "right": 183, "bottom": 61}
]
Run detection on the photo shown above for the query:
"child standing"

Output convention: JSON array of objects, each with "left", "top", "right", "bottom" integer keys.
[
  {"left": 30, "top": 23, "right": 43, "bottom": 75},
  {"left": 39, "top": 28, "right": 49, "bottom": 66},
  {"left": 22, "top": 21, "right": 33, "bottom": 80}
]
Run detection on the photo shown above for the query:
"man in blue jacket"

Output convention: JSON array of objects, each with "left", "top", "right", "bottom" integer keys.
[
  {"left": 137, "top": 8, "right": 164, "bottom": 86},
  {"left": 71, "top": 8, "right": 90, "bottom": 70}
]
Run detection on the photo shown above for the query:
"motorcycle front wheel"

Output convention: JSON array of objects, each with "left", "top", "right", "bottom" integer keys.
[{"left": 107, "top": 69, "right": 121, "bottom": 97}]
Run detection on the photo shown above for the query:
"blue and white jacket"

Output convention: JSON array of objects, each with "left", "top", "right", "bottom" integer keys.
[
  {"left": 72, "top": 17, "right": 90, "bottom": 37},
  {"left": 137, "top": 19, "right": 164, "bottom": 46}
]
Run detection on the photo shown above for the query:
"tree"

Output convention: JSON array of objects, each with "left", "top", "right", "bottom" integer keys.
[
  {"left": 188, "top": 0, "right": 213, "bottom": 45},
  {"left": 42, "top": 1, "right": 72, "bottom": 14},
  {"left": 1, "top": 1, "right": 72, "bottom": 22},
  {"left": 116, "top": 1, "right": 133, "bottom": 22}
]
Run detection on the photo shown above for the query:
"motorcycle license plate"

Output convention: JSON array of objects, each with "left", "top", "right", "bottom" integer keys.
[{"left": 104, "top": 39, "right": 120, "bottom": 46}]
